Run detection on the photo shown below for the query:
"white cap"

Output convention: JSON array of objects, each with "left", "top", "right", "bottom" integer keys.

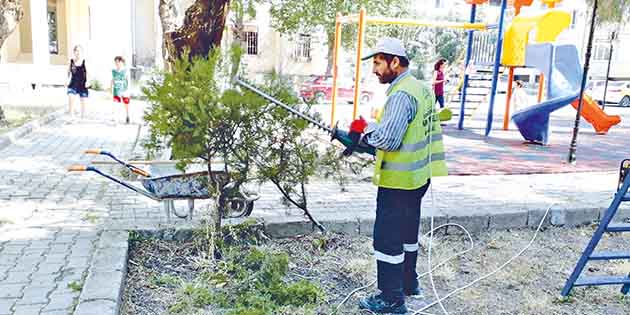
[{"left": 362, "top": 37, "right": 408, "bottom": 61}]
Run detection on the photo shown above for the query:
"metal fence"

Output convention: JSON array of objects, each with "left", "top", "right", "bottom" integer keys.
[{"left": 471, "top": 32, "right": 498, "bottom": 66}]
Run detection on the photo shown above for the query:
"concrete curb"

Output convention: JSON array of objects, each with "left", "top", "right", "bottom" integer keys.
[
  {"left": 260, "top": 205, "right": 606, "bottom": 238},
  {"left": 121, "top": 203, "right": 614, "bottom": 240},
  {"left": 0, "top": 109, "right": 64, "bottom": 151},
  {"left": 75, "top": 231, "right": 129, "bottom": 315}
]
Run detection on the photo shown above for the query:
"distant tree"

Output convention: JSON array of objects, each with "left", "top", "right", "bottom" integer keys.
[
  {"left": 158, "top": 0, "right": 231, "bottom": 67},
  {"left": 590, "top": 0, "right": 630, "bottom": 25},
  {"left": 268, "top": 0, "right": 409, "bottom": 76},
  {"left": 0, "top": 0, "right": 24, "bottom": 124}
]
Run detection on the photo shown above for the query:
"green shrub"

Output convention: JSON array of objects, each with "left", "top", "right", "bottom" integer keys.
[{"left": 89, "top": 79, "right": 103, "bottom": 91}]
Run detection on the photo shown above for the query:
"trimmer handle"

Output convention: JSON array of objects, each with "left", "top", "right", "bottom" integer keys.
[{"left": 331, "top": 123, "right": 376, "bottom": 156}]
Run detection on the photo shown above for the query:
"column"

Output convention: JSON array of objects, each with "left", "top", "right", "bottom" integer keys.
[{"left": 30, "top": 0, "right": 50, "bottom": 66}]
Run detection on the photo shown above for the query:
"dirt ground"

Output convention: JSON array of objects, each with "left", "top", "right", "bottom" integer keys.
[{"left": 121, "top": 225, "right": 630, "bottom": 315}]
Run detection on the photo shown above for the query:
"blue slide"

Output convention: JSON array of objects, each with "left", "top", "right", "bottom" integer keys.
[{"left": 512, "top": 44, "right": 582, "bottom": 144}]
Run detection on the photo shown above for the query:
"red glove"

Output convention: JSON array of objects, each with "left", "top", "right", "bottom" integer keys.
[{"left": 349, "top": 116, "right": 368, "bottom": 134}]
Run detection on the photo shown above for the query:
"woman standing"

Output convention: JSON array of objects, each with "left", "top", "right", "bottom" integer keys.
[
  {"left": 432, "top": 58, "right": 448, "bottom": 109},
  {"left": 67, "top": 45, "right": 88, "bottom": 119}
]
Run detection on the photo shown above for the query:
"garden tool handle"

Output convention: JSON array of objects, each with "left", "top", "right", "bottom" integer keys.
[
  {"left": 131, "top": 168, "right": 151, "bottom": 177},
  {"left": 67, "top": 165, "right": 88, "bottom": 172},
  {"left": 84, "top": 149, "right": 103, "bottom": 155}
]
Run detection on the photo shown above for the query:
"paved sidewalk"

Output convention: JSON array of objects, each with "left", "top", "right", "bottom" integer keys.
[{"left": 0, "top": 101, "right": 141, "bottom": 315}]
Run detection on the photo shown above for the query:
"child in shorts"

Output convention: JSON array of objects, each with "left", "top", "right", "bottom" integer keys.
[{"left": 111, "top": 56, "right": 131, "bottom": 124}]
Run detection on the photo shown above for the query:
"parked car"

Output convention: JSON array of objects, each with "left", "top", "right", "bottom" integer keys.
[
  {"left": 589, "top": 81, "right": 630, "bottom": 107},
  {"left": 299, "top": 76, "right": 375, "bottom": 104}
]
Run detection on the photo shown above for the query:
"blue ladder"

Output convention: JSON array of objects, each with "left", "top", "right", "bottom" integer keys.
[{"left": 561, "top": 159, "right": 630, "bottom": 296}]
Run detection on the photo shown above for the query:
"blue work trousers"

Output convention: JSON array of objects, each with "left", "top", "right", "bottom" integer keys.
[{"left": 373, "top": 181, "right": 430, "bottom": 303}]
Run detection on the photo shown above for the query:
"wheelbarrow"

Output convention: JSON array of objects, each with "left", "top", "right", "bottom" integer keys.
[{"left": 67, "top": 149, "right": 259, "bottom": 220}]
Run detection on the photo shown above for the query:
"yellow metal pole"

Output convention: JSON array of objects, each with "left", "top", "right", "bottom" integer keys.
[
  {"left": 537, "top": 73, "right": 545, "bottom": 103},
  {"left": 331, "top": 13, "right": 342, "bottom": 127},
  {"left": 503, "top": 67, "right": 515, "bottom": 130},
  {"left": 352, "top": 8, "right": 367, "bottom": 120},
  {"left": 365, "top": 17, "right": 487, "bottom": 30}
]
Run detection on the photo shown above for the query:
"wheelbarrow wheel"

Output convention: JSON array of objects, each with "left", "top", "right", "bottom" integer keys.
[{"left": 219, "top": 196, "right": 255, "bottom": 218}]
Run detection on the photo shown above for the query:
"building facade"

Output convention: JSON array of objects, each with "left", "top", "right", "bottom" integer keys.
[{"left": 0, "top": 0, "right": 160, "bottom": 89}]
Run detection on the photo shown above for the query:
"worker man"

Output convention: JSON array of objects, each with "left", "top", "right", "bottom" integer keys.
[{"left": 335, "top": 37, "right": 448, "bottom": 313}]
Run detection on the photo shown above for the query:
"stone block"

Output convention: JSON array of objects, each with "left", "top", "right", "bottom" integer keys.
[
  {"left": 42, "top": 293, "right": 77, "bottom": 312},
  {"left": 0, "top": 299, "right": 16, "bottom": 315},
  {"left": 264, "top": 217, "right": 315, "bottom": 238},
  {"left": 551, "top": 207, "right": 600, "bottom": 227},
  {"left": 488, "top": 211, "right": 528, "bottom": 231},
  {"left": 0, "top": 284, "right": 24, "bottom": 299},
  {"left": 420, "top": 214, "right": 449, "bottom": 236},
  {"left": 16, "top": 286, "right": 53, "bottom": 305},
  {"left": 74, "top": 299, "right": 117, "bottom": 315},
  {"left": 12, "top": 305, "right": 44, "bottom": 315},
  {"left": 3, "top": 271, "right": 31, "bottom": 284},
  {"left": 527, "top": 208, "right": 553, "bottom": 229},
  {"left": 91, "top": 247, "right": 128, "bottom": 272},
  {"left": 79, "top": 271, "right": 124, "bottom": 302},
  {"left": 97, "top": 231, "right": 129, "bottom": 249},
  {"left": 446, "top": 214, "right": 489, "bottom": 235}
]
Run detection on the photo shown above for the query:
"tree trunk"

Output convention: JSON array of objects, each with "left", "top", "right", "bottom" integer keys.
[
  {"left": 325, "top": 31, "right": 334, "bottom": 76},
  {"left": 0, "top": 0, "right": 24, "bottom": 125},
  {"left": 159, "top": 0, "right": 230, "bottom": 67}
]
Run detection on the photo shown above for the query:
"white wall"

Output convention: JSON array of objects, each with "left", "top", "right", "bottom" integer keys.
[
  {"left": 133, "top": 0, "right": 158, "bottom": 67},
  {"left": 86, "top": 0, "right": 133, "bottom": 86}
]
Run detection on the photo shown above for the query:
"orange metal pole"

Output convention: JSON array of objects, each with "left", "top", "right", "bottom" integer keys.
[
  {"left": 503, "top": 67, "right": 515, "bottom": 130},
  {"left": 331, "top": 14, "right": 342, "bottom": 127},
  {"left": 352, "top": 8, "right": 367, "bottom": 120},
  {"left": 537, "top": 73, "right": 545, "bottom": 103}
]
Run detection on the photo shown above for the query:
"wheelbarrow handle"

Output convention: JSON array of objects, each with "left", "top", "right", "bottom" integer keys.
[
  {"left": 131, "top": 168, "right": 151, "bottom": 177},
  {"left": 83, "top": 149, "right": 152, "bottom": 178},
  {"left": 68, "top": 164, "right": 93, "bottom": 172},
  {"left": 84, "top": 149, "right": 104, "bottom": 155},
  {"left": 67, "top": 164, "right": 159, "bottom": 200}
]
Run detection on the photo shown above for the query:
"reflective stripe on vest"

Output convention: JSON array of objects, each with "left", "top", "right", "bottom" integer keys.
[
  {"left": 382, "top": 152, "right": 446, "bottom": 171},
  {"left": 398, "top": 134, "right": 443, "bottom": 152}
]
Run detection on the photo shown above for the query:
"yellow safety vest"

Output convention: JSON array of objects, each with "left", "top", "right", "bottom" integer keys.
[{"left": 373, "top": 74, "right": 448, "bottom": 190}]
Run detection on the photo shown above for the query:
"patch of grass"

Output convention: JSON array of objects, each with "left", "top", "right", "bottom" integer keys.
[
  {"left": 81, "top": 213, "right": 99, "bottom": 224},
  {"left": 68, "top": 281, "right": 83, "bottom": 293},
  {"left": 150, "top": 274, "right": 180, "bottom": 287},
  {"left": 0, "top": 107, "right": 57, "bottom": 134},
  {"left": 169, "top": 222, "right": 324, "bottom": 315},
  {"left": 89, "top": 79, "right": 104, "bottom": 91}
]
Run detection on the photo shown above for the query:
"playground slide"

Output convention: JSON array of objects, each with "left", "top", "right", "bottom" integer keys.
[
  {"left": 570, "top": 94, "right": 621, "bottom": 134},
  {"left": 512, "top": 44, "right": 621, "bottom": 144}
]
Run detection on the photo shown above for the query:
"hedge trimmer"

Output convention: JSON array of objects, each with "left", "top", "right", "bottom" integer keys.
[{"left": 235, "top": 78, "right": 376, "bottom": 156}]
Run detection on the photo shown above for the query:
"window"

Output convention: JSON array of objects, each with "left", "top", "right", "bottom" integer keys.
[
  {"left": 593, "top": 44, "right": 611, "bottom": 61},
  {"left": 293, "top": 34, "right": 311, "bottom": 60},
  {"left": 47, "top": 9, "right": 58, "bottom": 54},
  {"left": 243, "top": 32, "right": 258, "bottom": 55}
]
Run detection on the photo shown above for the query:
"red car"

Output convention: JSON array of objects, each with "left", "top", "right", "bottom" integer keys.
[{"left": 299, "top": 76, "right": 374, "bottom": 104}]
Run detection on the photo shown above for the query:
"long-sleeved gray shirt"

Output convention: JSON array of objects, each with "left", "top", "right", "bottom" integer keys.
[{"left": 365, "top": 70, "right": 419, "bottom": 152}]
